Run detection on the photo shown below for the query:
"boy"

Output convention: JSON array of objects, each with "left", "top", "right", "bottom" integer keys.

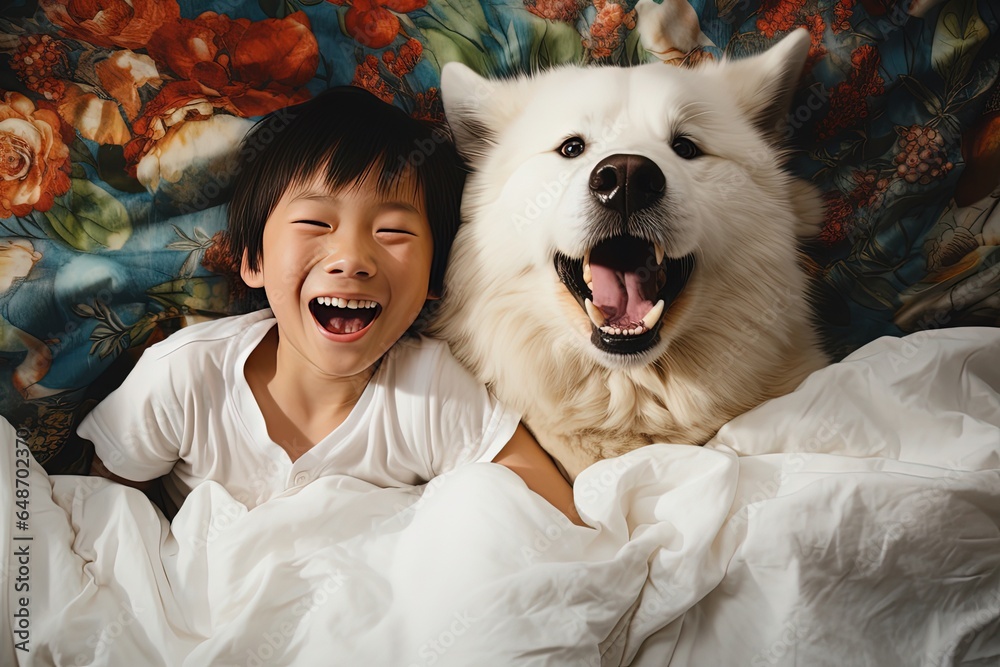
[{"left": 83, "top": 87, "right": 583, "bottom": 526}]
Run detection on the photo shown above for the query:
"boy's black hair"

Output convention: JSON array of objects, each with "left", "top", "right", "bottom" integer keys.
[{"left": 227, "top": 86, "right": 466, "bottom": 301}]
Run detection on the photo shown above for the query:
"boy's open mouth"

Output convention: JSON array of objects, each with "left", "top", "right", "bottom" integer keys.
[{"left": 309, "top": 297, "right": 382, "bottom": 336}]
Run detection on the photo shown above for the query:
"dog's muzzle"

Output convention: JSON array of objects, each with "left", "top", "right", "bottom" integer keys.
[{"left": 553, "top": 153, "right": 694, "bottom": 357}]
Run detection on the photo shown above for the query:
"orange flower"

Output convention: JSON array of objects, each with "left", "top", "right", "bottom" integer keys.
[
  {"left": 122, "top": 80, "right": 216, "bottom": 174},
  {"left": 382, "top": 38, "right": 423, "bottom": 78},
  {"left": 39, "top": 0, "right": 180, "bottom": 50},
  {"left": 8, "top": 35, "right": 69, "bottom": 99},
  {"left": 588, "top": 0, "right": 636, "bottom": 59},
  {"left": 413, "top": 86, "right": 442, "bottom": 122},
  {"left": 352, "top": 54, "right": 395, "bottom": 103},
  {"left": 0, "top": 92, "right": 72, "bottom": 218},
  {"left": 146, "top": 11, "right": 318, "bottom": 117},
  {"left": 833, "top": 0, "right": 856, "bottom": 33},
  {"left": 525, "top": 0, "right": 582, "bottom": 22},
  {"left": 334, "top": 0, "right": 427, "bottom": 49},
  {"left": 819, "top": 191, "right": 855, "bottom": 245}
]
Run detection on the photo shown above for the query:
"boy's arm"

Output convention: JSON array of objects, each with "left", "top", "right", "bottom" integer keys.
[{"left": 493, "top": 423, "right": 587, "bottom": 527}]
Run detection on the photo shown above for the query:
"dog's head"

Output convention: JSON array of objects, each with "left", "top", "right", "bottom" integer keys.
[{"left": 440, "top": 30, "right": 819, "bottom": 370}]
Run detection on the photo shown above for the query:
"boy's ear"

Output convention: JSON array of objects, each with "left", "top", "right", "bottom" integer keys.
[{"left": 240, "top": 250, "right": 264, "bottom": 289}]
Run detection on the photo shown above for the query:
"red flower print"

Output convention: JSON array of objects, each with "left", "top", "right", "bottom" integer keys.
[
  {"left": 756, "top": 0, "right": 807, "bottom": 39},
  {"left": 146, "top": 11, "right": 319, "bottom": 118},
  {"left": 818, "top": 190, "right": 855, "bottom": 245},
  {"left": 352, "top": 55, "right": 395, "bottom": 103},
  {"left": 330, "top": 0, "right": 427, "bottom": 49},
  {"left": 382, "top": 38, "right": 423, "bottom": 78},
  {"left": 893, "top": 125, "right": 953, "bottom": 186},
  {"left": 39, "top": 0, "right": 180, "bottom": 50},
  {"left": 801, "top": 14, "right": 828, "bottom": 72},
  {"left": 848, "top": 169, "right": 890, "bottom": 208},
  {"left": 8, "top": 35, "right": 69, "bottom": 100},
  {"left": 0, "top": 92, "right": 72, "bottom": 218},
  {"left": 525, "top": 0, "right": 582, "bottom": 23},
  {"left": 815, "top": 44, "right": 885, "bottom": 140},
  {"left": 588, "top": 0, "right": 635, "bottom": 59},
  {"left": 833, "top": 0, "right": 855, "bottom": 33},
  {"left": 413, "top": 86, "right": 442, "bottom": 122}
]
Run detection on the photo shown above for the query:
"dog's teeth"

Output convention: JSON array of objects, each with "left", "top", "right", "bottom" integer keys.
[
  {"left": 642, "top": 300, "right": 665, "bottom": 330},
  {"left": 583, "top": 259, "right": 592, "bottom": 286},
  {"left": 585, "top": 298, "right": 605, "bottom": 328},
  {"left": 654, "top": 244, "right": 665, "bottom": 265}
]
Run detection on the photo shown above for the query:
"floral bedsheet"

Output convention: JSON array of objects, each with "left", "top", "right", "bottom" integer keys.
[{"left": 0, "top": 0, "right": 998, "bottom": 472}]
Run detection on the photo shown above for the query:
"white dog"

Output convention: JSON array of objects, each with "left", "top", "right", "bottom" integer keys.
[{"left": 434, "top": 30, "right": 829, "bottom": 480}]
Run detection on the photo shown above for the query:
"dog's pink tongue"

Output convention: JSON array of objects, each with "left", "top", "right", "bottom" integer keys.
[{"left": 591, "top": 264, "right": 653, "bottom": 326}]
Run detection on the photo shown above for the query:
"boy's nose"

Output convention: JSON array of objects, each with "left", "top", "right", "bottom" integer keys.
[{"left": 322, "top": 237, "right": 377, "bottom": 278}]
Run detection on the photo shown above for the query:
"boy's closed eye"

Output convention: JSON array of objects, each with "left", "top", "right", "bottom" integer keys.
[{"left": 294, "top": 219, "right": 331, "bottom": 228}]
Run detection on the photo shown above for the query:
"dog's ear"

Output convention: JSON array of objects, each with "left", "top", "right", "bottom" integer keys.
[
  {"left": 718, "top": 29, "right": 811, "bottom": 140},
  {"left": 440, "top": 62, "right": 526, "bottom": 163}
]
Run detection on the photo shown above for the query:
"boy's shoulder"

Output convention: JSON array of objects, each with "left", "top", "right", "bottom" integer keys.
[
  {"left": 144, "top": 309, "right": 275, "bottom": 362},
  {"left": 384, "top": 335, "right": 479, "bottom": 391}
]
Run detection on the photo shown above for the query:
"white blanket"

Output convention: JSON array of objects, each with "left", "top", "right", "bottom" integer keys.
[{"left": 2, "top": 328, "right": 999, "bottom": 666}]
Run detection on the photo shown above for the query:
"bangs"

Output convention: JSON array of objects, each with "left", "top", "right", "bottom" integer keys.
[{"left": 288, "top": 141, "right": 426, "bottom": 206}]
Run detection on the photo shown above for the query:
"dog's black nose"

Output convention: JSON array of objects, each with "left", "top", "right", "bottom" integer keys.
[{"left": 589, "top": 154, "right": 665, "bottom": 218}]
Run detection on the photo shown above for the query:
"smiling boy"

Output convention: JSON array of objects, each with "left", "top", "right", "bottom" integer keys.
[{"left": 82, "top": 87, "right": 583, "bottom": 526}]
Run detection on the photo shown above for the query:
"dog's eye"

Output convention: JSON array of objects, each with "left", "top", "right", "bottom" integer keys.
[
  {"left": 558, "top": 137, "right": 586, "bottom": 158},
  {"left": 671, "top": 137, "right": 701, "bottom": 160}
]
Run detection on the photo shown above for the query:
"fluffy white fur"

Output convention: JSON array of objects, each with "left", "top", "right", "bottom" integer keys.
[{"left": 433, "top": 30, "right": 829, "bottom": 479}]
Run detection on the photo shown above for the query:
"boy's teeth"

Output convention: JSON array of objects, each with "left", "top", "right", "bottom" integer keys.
[{"left": 315, "top": 297, "right": 378, "bottom": 309}]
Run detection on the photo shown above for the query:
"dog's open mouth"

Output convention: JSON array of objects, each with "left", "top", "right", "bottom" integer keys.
[
  {"left": 555, "top": 236, "right": 694, "bottom": 355},
  {"left": 309, "top": 297, "right": 382, "bottom": 336}
]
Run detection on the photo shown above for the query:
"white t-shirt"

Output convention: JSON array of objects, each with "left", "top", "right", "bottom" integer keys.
[{"left": 79, "top": 310, "right": 520, "bottom": 512}]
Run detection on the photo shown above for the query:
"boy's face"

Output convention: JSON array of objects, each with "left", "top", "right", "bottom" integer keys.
[{"left": 241, "top": 171, "right": 435, "bottom": 381}]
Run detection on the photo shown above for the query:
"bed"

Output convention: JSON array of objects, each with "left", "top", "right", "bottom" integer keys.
[
  {"left": 2, "top": 328, "right": 999, "bottom": 665},
  {"left": 1, "top": 0, "right": 999, "bottom": 664}
]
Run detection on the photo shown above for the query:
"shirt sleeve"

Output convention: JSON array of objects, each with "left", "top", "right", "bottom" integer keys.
[
  {"left": 422, "top": 341, "right": 522, "bottom": 476},
  {"left": 77, "top": 345, "right": 184, "bottom": 482}
]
